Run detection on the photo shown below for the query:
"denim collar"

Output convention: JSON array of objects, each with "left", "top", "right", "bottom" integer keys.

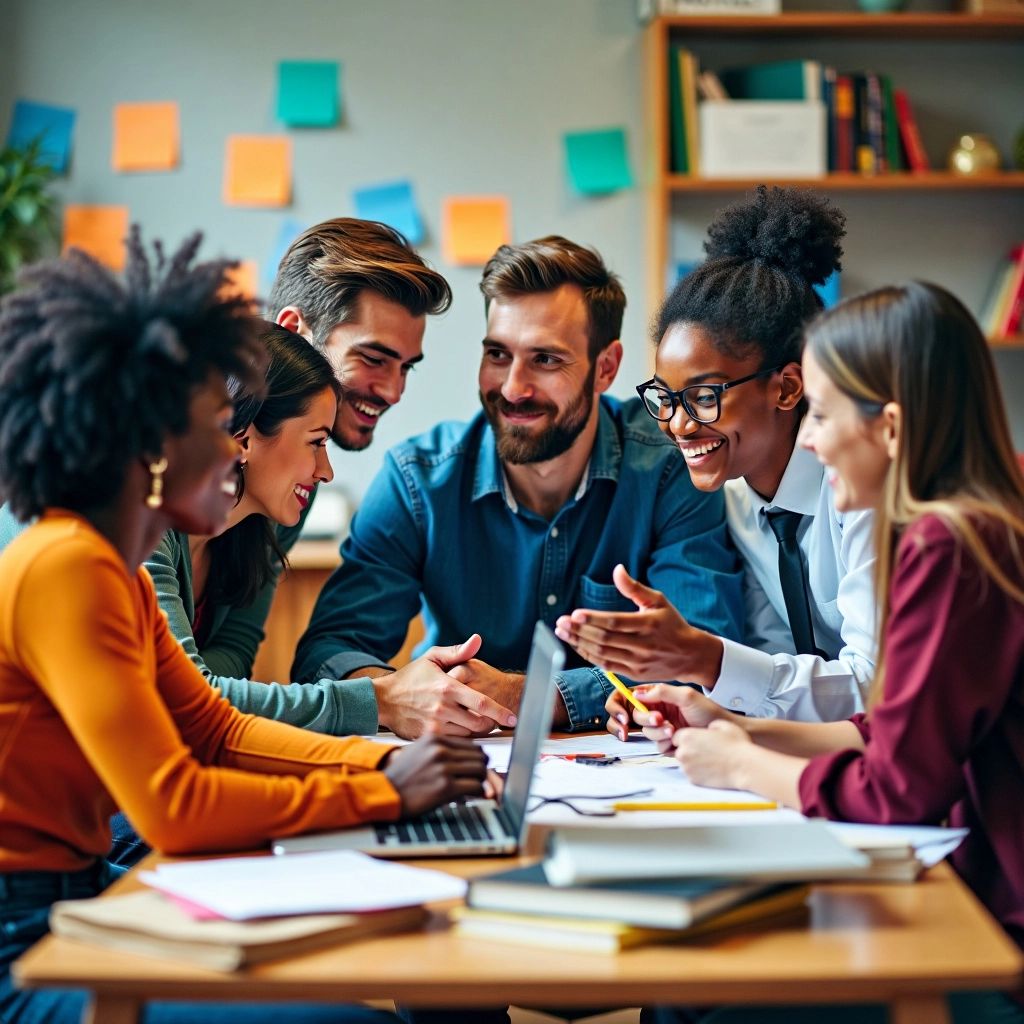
[{"left": 472, "top": 399, "right": 622, "bottom": 509}]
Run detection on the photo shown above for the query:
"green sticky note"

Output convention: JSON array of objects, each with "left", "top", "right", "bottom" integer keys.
[
  {"left": 277, "top": 61, "right": 340, "bottom": 127},
  {"left": 564, "top": 128, "right": 634, "bottom": 195}
]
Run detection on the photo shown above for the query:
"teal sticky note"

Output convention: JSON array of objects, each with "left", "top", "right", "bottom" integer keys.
[
  {"left": 814, "top": 270, "right": 841, "bottom": 309},
  {"left": 6, "top": 100, "right": 76, "bottom": 172},
  {"left": 276, "top": 61, "right": 339, "bottom": 127},
  {"left": 353, "top": 180, "right": 424, "bottom": 245},
  {"left": 564, "top": 128, "right": 633, "bottom": 195}
]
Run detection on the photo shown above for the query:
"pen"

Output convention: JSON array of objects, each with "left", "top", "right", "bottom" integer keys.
[
  {"left": 541, "top": 752, "right": 609, "bottom": 761},
  {"left": 612, "top": 800, "right": 778, "bottom": 812},
  {"left": 603, "top": 669, "right": 650, "bottom": 713}
]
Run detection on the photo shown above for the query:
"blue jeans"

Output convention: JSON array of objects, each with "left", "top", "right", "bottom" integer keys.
[
  {"left": 0, "top": 862, "right": 400, "bottom": 1024},
  {"left": 107, "top": 812, "right": 149, "bottom": 869}
]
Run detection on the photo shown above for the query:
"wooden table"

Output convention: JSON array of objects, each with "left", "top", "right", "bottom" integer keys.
[{"left": 13, "top": 853, "right": 1022, "bottom": 1024}]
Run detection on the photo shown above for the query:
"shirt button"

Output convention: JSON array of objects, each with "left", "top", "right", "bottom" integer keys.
[
  {"left": 730, "top": 698, "right": 743, "bottom": 709},
  {"left": 546, "top": 594, "right": 557, "bottom": 606},
  {"left": 550, "top": 527, "right": 559, "bottom": 538}
]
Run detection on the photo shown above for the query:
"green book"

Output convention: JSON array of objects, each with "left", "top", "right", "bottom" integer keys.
[
  {"left": 880, "top": 76, "right": 904, "bottom": 173},
  {"left": 668, "top": 43, "right": 689, "bottom": 174}
]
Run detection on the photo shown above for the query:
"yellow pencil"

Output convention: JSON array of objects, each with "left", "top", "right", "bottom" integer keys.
[
  {"left": 603, "top": 669, "right": 650, "bottom": 713},
  {"left": 612, "top": 800, "right": 778, "bottom": 812}
]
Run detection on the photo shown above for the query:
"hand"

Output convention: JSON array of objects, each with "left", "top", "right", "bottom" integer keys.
[
  {"left": 448, "top": 660, "right": 524, "bottom": 716},
  {"left": 554, "top": 564, "right": 724, "bottom": 689},
  {"left": 382, "top": 734, "right": 489, "bottom": 817},
  {"left": 450, "top": 659, "right": 571, "bottom": 729},
  {"left": 672, "top": 718, "right": 753, "bottom": 790},
  {"left": 605, "top": 683, "right": 728, "bottom": 747},
  {"left": 374, "top": 635, "right": 518, "bottom": 740}
]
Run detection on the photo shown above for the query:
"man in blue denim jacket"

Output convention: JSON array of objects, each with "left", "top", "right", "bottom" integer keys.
[{"left": 293, "top": 236, "right": 743, "bottom": 738}]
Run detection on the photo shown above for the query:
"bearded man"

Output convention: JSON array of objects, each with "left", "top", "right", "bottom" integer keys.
[{"left": 293, "top": 236, "right": 743, "bottom": 735}]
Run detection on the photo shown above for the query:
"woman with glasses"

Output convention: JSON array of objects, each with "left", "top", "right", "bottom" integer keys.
[
  {"left": 635, "top": 281, "right": 1024, "bottom": 1024},
  {"left": 556, "top": 185, "right": 876, "bottom": 726}
]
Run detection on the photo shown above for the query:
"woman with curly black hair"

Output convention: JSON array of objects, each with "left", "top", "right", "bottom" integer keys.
[
  {"left": 556, "top": 186, "right": 877, "bottom": 727},
  {"left": 0, "top": 231, "right": 486, "bottom": 1024}
]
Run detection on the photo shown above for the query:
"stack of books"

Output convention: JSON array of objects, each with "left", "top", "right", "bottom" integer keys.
[{"left": 456, "top": 864, "right": 808, "bottom": 953}]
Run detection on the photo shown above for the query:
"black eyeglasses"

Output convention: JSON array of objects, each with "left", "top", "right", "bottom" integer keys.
[
  {"left": 636, "top": 366, "right": 785, "bottom": 425},
  {"left": 527, "top": 789, "right": 655, "bottom": 818}
]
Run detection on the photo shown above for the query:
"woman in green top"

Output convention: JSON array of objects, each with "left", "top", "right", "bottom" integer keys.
[{"left": 143, "top": 321, "right": 351, "bottom": 728}]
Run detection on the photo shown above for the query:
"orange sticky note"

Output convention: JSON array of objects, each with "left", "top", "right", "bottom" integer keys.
[
  {"left": 112, "top": 102, "right": 179, "bottom": 172},
  {"left": 63, "top": 205, "right": 129, "bottom": 271},
  {"left": 221, "top": 260, "right": 260, "bottom": 309},
  {"left": 441, "top": 196, "right": 511, "bottom": 266},
  {"left": 224, "top": 135, "right": 291, "bottom": 207}
]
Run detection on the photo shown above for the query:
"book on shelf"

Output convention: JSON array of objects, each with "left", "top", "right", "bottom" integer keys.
[
  {"left": 994, "top": 246, "right": 1024, "bottom": 339},
  {"left": 467, "top": 862, "right": 774, "bottom": 929},
  {"left": 543, "top": 821, "right": 870, "bottom": 887},
  {"left": 880, "top": 77, "right": 904, "bottom": 173},
  {"left": 49, "top": 889, "right": 428, "bottom": 972},
  {"left": 893, "top": 89, "right": 930, "bottom": 172},
  {"left": 453, "top": 884, "right": 809, "bottom": 954},
  {"left": 834, "top": 74, "right": 856, "bottom": 173},
  {"left": 697, "top": 69, "right": 729, "bottom": 101},
  {"left": 718, "top": 59, "right": 822, "bottom": 102}
]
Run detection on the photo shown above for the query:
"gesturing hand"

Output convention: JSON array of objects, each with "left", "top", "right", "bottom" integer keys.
[
  {"left": 382, "top": 734, "right": 489, "bottom": 817},
  {"left": 555, "top": 564, "right": 724, "bottom": 689}
]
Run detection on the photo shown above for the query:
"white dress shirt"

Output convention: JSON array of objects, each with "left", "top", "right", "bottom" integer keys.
[{"left": 710, "top": 444, "right": 877, "bottom": 722}]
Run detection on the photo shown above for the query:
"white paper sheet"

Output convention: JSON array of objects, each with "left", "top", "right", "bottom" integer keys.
[
  {"left": 139, "top": 850, "right": 467, "bottom": 920},
  {"left": 480, "top": 731, "right": 657, "bottom": 773}
]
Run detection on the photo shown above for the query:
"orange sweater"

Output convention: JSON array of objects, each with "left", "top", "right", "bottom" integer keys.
[{"left": 0, "top": 511, "right": 401, "bottom": 872}]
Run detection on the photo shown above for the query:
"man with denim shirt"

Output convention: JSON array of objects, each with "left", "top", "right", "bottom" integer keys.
[{"left": 293, "top": 236, "right": 743, "bottom": 737}]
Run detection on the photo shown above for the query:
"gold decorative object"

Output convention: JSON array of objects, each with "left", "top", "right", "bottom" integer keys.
[{"left": 947, "top": 133, "right": 1002, "bottom": 175}]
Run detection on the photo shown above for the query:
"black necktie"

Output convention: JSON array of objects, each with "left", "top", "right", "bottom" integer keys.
[{"left": 765, "top": 509, "right": 821, "bottom": 657}]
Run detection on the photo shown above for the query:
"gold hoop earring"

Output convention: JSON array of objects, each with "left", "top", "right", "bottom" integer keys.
[{"left": 146, "top": 457, "right": 169, "bottom": 509}]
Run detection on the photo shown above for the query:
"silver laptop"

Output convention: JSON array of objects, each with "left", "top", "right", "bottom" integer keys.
[{"left": 272, "top": 621, "right": 565, "bottom": 858}]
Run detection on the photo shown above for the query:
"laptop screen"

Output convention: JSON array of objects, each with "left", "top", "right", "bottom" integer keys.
[{"left": 497, "top": 622, "right": 565, "bottom": 840}]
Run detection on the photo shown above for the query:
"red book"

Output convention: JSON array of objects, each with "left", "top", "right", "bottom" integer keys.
[
  {"left": 834, "top": 75, "right": 855, "bottom": 173},
  {"left": 894, "top": 89, "right": 930, "bottom": 172},
  {"left": 997, "top": 246, "right": 1024, "bottom": 339}
]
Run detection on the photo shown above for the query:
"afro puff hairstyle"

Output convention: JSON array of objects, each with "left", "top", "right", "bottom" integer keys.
[
  {"left": 0, "top": 227, "right": 267, "bottom": 520},
  {"left": 655, "top": 185, "right": 846, "bottom": 368}
]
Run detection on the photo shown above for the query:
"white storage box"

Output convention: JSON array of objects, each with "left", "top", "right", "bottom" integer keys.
[{"left": 699, "top": 101, "right": 826, "bottom": 179}]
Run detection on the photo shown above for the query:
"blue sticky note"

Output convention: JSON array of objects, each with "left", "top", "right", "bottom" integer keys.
[
  {"left": 277, "top": 61, "right": 340, "bottom": 127},
  {"left": 564, "top": 128, "right": 633, "bottom": 195},
  {"left": 814, "top": 270, "right": 841, "bottom": 309},
  {"left": 353, "top": 180, "right": 424, "bottom": 245},
  {"left": 6, "top": 100, "right": 76, "bottom": 172},
  {"left": 265, "top": 217, "right": 307, "bottom": 290}
]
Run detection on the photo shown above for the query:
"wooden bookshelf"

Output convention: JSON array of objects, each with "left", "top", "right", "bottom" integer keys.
[{"left": 644, "top": 14, "right": 1024, "bottom": 315}]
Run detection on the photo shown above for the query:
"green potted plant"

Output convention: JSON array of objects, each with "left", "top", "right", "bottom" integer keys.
[{"left": 0, "top": 137, "right": 59, "bottom": 294}]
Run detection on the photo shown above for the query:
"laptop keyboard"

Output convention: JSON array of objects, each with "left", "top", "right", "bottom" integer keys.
[{"left": 374, "top": 803, "right": 499, "bottom": 845}]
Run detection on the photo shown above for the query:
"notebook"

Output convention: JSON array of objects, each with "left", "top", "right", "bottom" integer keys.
[{"left": 272, "top": 621, "right": 565, "bottom": 858}]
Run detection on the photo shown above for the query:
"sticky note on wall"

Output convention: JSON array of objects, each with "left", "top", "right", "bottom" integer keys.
[
  {"left": 224, "top": 136, "right": 291, "bottom": 207},
  {"left": 265, "top": 217, "right": 307, "bottom": 289},
  {"left": 63, "top": 205, "right": 129, "bottom": 271},
  {"left": 277, "top": 61, "right": 340, "bottom": 127},
  {"left": 441, "top": 196, "right": 511, "bottom": 266},
  {"left": 112, "top": 102, "right": 179, "bottom": 172},
  {"left": 564, "top": 128, "right": 633, "bottom": 195},
  {"left": 6, "top": 100, "right": 76, "bottom": 172},
  {"left": 353, "top": 181, "right": 424, "bottom": 245}
]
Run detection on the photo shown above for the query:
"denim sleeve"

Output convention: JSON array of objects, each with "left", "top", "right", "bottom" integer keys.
[
  {"left": 648, "top": 457, "right": 744, "bottom": 642},
  {"left": 293, "top": 452, "right": 425, "bottom": 684},
  {"left": 555, "top": 667, "right": 617, "bottom": 732},
  {"left": 144, "top": 534, "right": 378, "bottom": 735}
]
